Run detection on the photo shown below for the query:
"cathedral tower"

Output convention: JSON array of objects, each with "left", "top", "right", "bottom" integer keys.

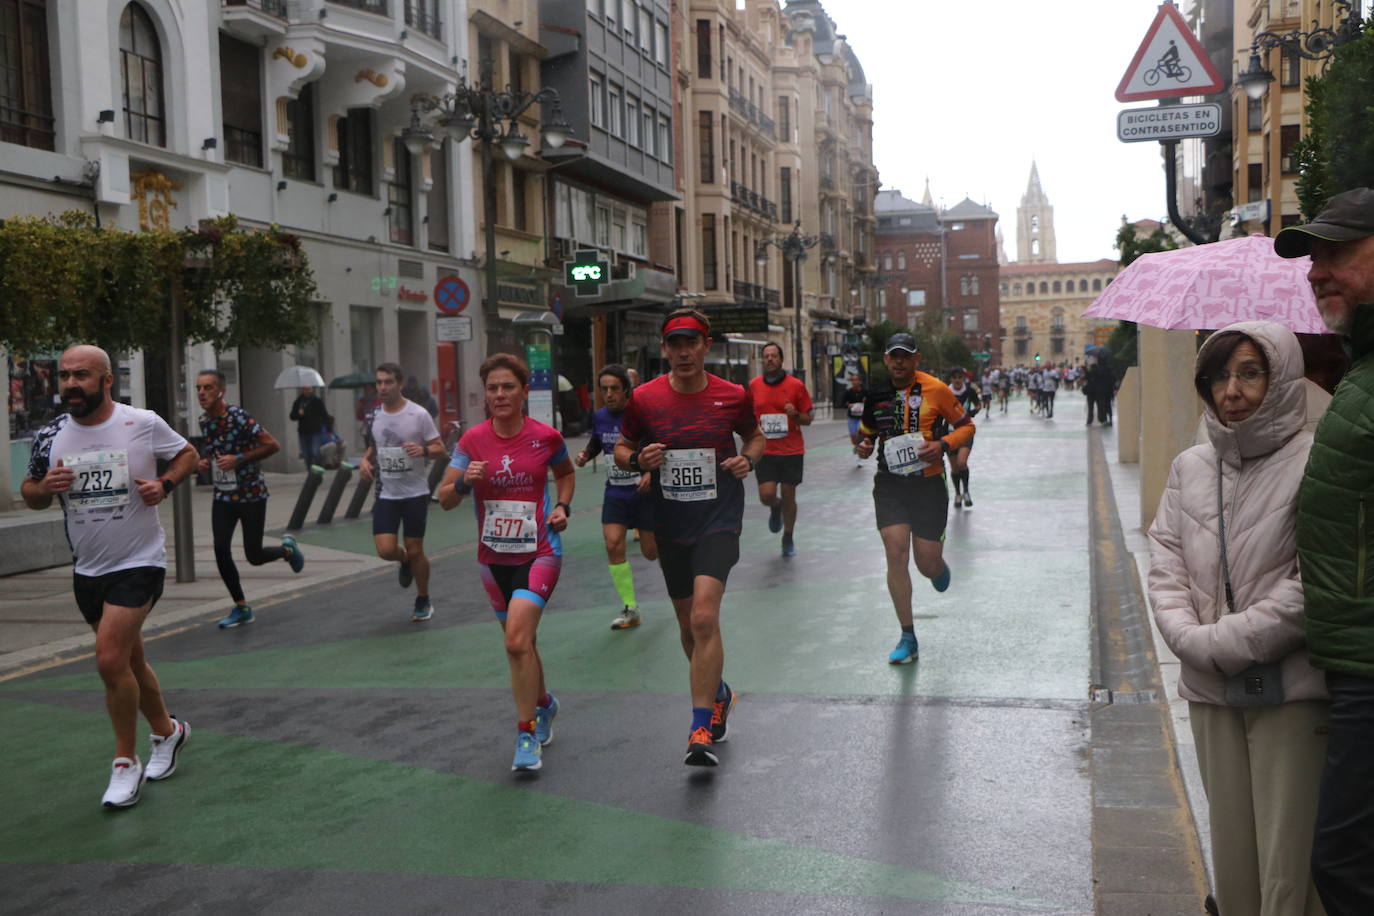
[{"left": 1016, "top": 162, "right": 1056, "bottom": 263}]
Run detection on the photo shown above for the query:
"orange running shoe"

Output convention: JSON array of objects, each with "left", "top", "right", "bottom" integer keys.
[
  {"left": 684, "top": 726, "right": 718, "bottom": 767},
  {"left": 710, "top": 687, "right": 736, "bottom": 742}
]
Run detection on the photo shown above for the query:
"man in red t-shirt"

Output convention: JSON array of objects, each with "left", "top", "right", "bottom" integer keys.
[{"left": 748, "top": 343, "right": 813, "bottom": 556}]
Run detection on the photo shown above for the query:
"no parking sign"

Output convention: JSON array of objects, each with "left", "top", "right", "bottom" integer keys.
[{"left": 434, "top": 275, "right": 470, "bottom": 314}]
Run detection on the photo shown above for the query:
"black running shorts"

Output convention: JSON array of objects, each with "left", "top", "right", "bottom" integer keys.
[
  {"left": 755, "top": 454, "right": 804, "bottom": 486},
  {"left": 73, "top": 566, "right": 166, "bottom": 625},
  {"left": 657, "top": 531, "right": 741, "bottom": 600},
  {"left": 373, "top": 494, "right": 429, "bottom": 539},
  {"left": 873, "top": 472, "right": 949, "bottom": 541}
]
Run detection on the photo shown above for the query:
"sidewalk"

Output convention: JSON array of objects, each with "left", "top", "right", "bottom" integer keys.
[{"left": 0, "top": 471, "right": 390, "bottom": 680}]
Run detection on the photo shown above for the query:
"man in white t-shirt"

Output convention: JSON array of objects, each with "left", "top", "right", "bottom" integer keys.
[
  {"left": 1039, "top": 366, "right": 1061, "bottom": 418},
  {"left": 360, "top": 362, "right": 444, "bottom": 621},
  {"left": 22, "top": 345, "right": 198, "bottom": 809}
]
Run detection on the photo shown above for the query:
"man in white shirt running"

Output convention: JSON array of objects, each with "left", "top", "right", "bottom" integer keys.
[
  {"left": 22, "top": 345, "right": 198, "bottom": 809},
  {"left": 360, "top": 362, "right": 445, "bottom": 621}
]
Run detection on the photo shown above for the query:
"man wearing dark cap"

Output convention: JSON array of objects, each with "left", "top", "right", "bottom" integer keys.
[
  {"left": 1276, "top": 186, "right": 1374, "bottom": 913},
  {"left": 856, "top": 333, "right": 975, "bottom": 665},
  {"left": 615, "top": 308, "right": 766, "bottom": 767}
]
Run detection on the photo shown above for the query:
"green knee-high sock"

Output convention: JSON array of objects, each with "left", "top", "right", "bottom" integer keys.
[{"left": 609, "top": 562, "right": 638, "bottom": 609}]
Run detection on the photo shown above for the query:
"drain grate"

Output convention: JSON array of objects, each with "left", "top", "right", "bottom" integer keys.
[{"left": 1091, "top": 687, "right": 1159, "bottom": 705}]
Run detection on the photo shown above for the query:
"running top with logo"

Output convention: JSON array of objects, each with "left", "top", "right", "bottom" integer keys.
[
  {"left": 859, "top": 372, "right": 975, "bottom": 478},
  {"left": 450, "top": 418, "right": 568, "bottom": 566},
  {"left": 843, "top": 385, "right": 867, "bottom": 419},
  {"left": 582, "top": 406, "right": 642, "bottom": 499},
  {"left": 747, "top": 373, "right": 813, "bottom": 456},
  {"left": 366, "top": 399, "right": 441, "bottom": 500},
  {"left": 948, "top": 381, "right": 980, "bottom": 417},
  {"left": 198, "top": 404, "right": 268, "bottom": 503},
  {"left": 618, "top": 373, "right": 757, "bottom": 545},
  {"left": 27, "top": 403, "right": 189, "bottom": 576}
]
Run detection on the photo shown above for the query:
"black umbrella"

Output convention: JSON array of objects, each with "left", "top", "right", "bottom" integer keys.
[{"left": 328, "top": 371, "right": 374, "bottom": 389}]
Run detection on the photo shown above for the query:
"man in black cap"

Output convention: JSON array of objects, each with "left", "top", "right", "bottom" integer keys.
[
  {"left": 855, "top": 332, "right": 974, "bottom": 665},
  {"left": 1276, "top": 186, "right": 1374, "bottom": 913}
]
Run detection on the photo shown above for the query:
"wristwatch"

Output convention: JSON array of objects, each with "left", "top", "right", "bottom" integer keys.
[
  {"left": 160, "top": 477, "right": 175, "bottom": 495},
  {"left": 555, "top": 501, "right": 573, "bottom": 516},
  {"left": 628, "top": 450, "right": 642, "bottom": 472}
]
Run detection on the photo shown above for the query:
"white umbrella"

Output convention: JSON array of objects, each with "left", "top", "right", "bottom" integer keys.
[{"left": 273, "top": 366, "right": 326, "bottom": 389}]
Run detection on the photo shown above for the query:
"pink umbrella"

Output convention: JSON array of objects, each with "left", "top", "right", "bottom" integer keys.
[{"left": 1082, "top": 234, "right": 1327, "bottom": 333}]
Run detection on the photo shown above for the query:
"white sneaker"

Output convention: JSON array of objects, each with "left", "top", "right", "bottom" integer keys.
[
  {"left": 102, "top": 756, "right": 145, "bottom": 808},
  {"left": 611, "top": 606, "right": 641, "bottom": 630},
  {"left": 146, "top": 718, "right": 189, "bottom": 781}
]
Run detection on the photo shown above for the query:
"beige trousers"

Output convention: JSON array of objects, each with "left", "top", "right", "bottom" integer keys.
[{"left": 1190, "top": 700, "right": 1330, "bottom": 916}]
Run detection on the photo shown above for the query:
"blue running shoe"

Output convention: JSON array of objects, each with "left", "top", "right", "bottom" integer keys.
[
  {"left": 281, "top": 535, "right": 305, "bottom": 574},
  {"left": 512, "top": 731, "right": 542, "bottom": 771},
  {"left": 217, "top": 605, "right": 254, "bottom": 628},
  {"left": 931, "top": 564, "right": 951, "bottom": 593},
  {"left": 768, "top": 504, "right": 782, "bottom": 533},
  {"left": 781, "top": 536, "right": 796, "bottom": 557},
  {"left": 535, "top": 694, "right": 559, "bottom": 747},
  {"left": 888, "top": 633, "right": 919, "bottom": 665},
  {"left": 411, "top": 597, "right": 434, "bottom": 622}
]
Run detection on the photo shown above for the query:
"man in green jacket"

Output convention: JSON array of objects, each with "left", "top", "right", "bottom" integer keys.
[{"left": 1277, "top": 186, "right": 1374, "bottom": 914}]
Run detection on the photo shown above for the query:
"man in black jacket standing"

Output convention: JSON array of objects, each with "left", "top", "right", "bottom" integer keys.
[
  {"left": 1083, "top": 360, "right": 1115, "bottom": 426},
  {"left": 289, "top": 386, "right": 328, "bottom": 468}
]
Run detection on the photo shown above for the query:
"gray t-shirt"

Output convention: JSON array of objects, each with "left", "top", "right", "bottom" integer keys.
[{"left": 367, "top": 399, "right": 441, "bottom": 500}]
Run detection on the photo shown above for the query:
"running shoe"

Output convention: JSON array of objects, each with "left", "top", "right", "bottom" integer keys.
[
  {"left": 411, "top": 597, "right": 434, "bottom": 622},
  {"left": 888, "top": 633, "right": 919, "bottom": 665},
  {"left": 931, "top": 564, "right": 952, "bottom": 593},
  {"left": 611, "top": 606, "right": 641, "bottom": 630},
  {"left": 101, "top": 757, "right": 145, "bottom": 808},
  {"left": 952, "top": 490, "right": 963, "bottom": 509},
  {"left": 535, "top": 694, "right": 559, "bottom": 747},
  {"left": 781, "top": 536, "right": 797, "bottom": 557},
  {"left": 767, "top": 504, "right": 783, "bottom": 533},
  {"left": 217, "top": 604, "right": 254, "bottom": 628},
  {"left": 512, "top": 731, "right": 542, "bottom": 771},
  {"left": 710, "top": 686, "right": 736, "bottom": 742},
  {"left": 684, "top": 726, "right": 719, "bottom": 767},
  {"left": 145, "top": 718, "right": 189, "bottom": 781},
  {"left": 854, "top": 455, "right": 864, "bottom": 468},
  {"left": 398, "top": 560, "right": 413, "bottom": 589},
  {"left": 963, "top": 493, "right": 973, "bottom": 508},
  {"left": 282, "top": 535, "right": 305, "bottom": 574}
]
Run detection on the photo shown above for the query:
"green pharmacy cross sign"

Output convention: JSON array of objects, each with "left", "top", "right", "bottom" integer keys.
[{"left": 565, "top": 249, "right": 611, "bottom": 297}]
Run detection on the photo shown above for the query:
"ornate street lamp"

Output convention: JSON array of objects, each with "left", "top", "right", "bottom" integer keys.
[
  {"left": 755, "top": 221, "right": 824, "bottom": 382},
  {"left": 402, "top": 64, "right": 573, "bottom": 349},
  {"left": 1235, "top": 0, "right": 1364, "bottom": 100}
]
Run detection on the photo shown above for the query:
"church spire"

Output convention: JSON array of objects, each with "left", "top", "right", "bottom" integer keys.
[
  {"left": 1016, "top": 160, "right": 1056, "bottom": 263},
  {"left": 920, "top": 176, "right": 933, "bottom": 207}
]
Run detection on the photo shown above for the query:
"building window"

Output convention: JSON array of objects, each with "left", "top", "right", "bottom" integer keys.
[
  {"left": 1015, "top": 339, "right": 1028, "bottom": 357},
  {"left": 626, "top": 97, "right": 639, "bottom": 147},
  {"left": 589, "top": 73, "right": 604, "bottom": 127},
  {"left": 1280, "top": 48, "right": 1300, "bottom": 87},
  {"left": 639, "top": 7, "right": 651, "bottom": 53},
  {"left": 388, "top": 138, "right": 413, "bottom": 245},
  {"left": 1247, "top": 162, "right": 1263, "bottom": 202},
  {"left": 333, "top": 107, "right": 374, "bottom": 195},
  {"left": 1051, "top": 308, "right": 1065, "bottom": 330},
  {"left": 777, "top": 96, "right": 789, "bottom": 139},
  {"left": 658, "top": 115, "right": 671, "bottom": 164},
  {"left": 596, "top": 206, "right": 610, "bottom": 247},
  {"left": 282, "top": 83, "right": 316, "bottom": 181},
  {"left": 608, "top": 83, "right": 622, "bottom": 135},
  {"left": 1092, "top": 278, "right": 1102, "bottom": 291},
  {"left": 1052, "top": 280, "right": 1061, "bottom": 293},
  {"left": 1039, "top": 281, "right": 1048, "bottom": 294},
  {"left": 1012, "top": 283, "right": 1021, "bottom": 296},
  {"left": 655, "top": 21, "right": 668, "bottom": 67},
  {"left": 219, "top": 34, "right": 263, "bottom": 167},
  {"left": 405, "top": 0, "right": 441, "bottom": 39},
  {"left": 1281, "top": 124, "right": 1301, "bottom": 173},
  {"left": 882, "top": 252, "right": 892, "bottom": 271},
  {"left": 605, "top": 0, "right": 615, "bottom": 29},
  {"left": 963, "top": 311, "right": 979, "bottom": 332},
  {"left": 512, "top": 168, "right": 528, "bottom": 232},
  {"left": 907, "top": 289, "right": 925, "bottom": 307},
  {"left": 119, "top": 2, "right": 165, "bottom": 146},
  {"left": 642, "top": 105, "right": 654, "bottom": 156},
  {"left": 508, "top": 49, "right": 523, "bottom": 94},
  {"left": 1247, "top": 95, "right": 1262, "bottom": 132},
  {"left": 612, "top": 210, "right": 626, "bottom": 251},
  {"left": 696, "top": 18, "right": 711, "bottom": 78},
  {"left": 621, "top": 0, "right": 633, "bottom": 35},
  {"left": 427, "top": 141, "right": 449, "bottom": 252},
  {"left": 702, "top": 213, "right": 717, "bottom": 289},
  {"left": 0, "top": 0, "right": 55, "bottom": 150},
  {"left": 779, "top": 166, "right": 792, "bottom": 223},
  {"left": 1052, "top": 337, "right": 1065, "bottom": 355},
  {"left": 1016, "top": 316, "right": 1028, "bottom": 330},
  {"left": 897, "top": 252, "right": 906, "bottom": 270},
  {"left": 698, "top": 111, "right": 714, "bottom": 182},
  {"left": 631, "top": 219, "right": 647, "bottom": 258},
  {"left": 587, "top": 0, "right": 599, "bottom": 16}
]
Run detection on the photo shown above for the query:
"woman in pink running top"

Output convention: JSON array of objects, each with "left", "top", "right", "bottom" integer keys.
[{"left": 439, "top": 353, "right": 575, "bottom": 773}]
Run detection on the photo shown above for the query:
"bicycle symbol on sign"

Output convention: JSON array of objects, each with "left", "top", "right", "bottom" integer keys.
[{"left": 1143, "top": 40, "right": 1193, "bottom": 86}]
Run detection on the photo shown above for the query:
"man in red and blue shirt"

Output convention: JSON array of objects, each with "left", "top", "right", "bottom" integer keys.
[
  {"left": 615, "top": 308, "right": 766, "bottom": 767},
  {"left": 748, "top": 342, "right": 813, "bottom": 556}
]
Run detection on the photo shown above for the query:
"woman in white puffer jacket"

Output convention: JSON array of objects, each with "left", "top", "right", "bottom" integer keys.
[{"left": 1148, "top": 320, "right": 1328, "bottom": 916}]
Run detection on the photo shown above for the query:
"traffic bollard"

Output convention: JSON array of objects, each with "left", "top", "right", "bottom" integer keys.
[
  {"left": 344, "top": 472, "right": 373, "bottom": 519},
  {"left": 316, "top": 463, "right": 355, "bottom": 525},
  {"left": 286, "top": 465, "right": 325, "bottom": 532}
]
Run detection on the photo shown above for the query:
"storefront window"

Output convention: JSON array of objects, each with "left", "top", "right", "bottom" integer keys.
[{"left": 8, "top": 353, "right": 61, "bottom": 439}]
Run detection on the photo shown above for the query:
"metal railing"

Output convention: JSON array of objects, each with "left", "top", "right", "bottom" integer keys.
[
  {"left": 223, "top": 0, "right": 288, "bottom": 15},
  {"left": 328, "top": 0, "right": 389, "bottom": 15},
  {"left": 729, "top": 181, "right": 779, "bottom": 222},
  {"left": 732, "top": 281, "right": 781, "bottom": 306},
  {"left": 726, "top": 89, "right": 776, "bottom": 139}
]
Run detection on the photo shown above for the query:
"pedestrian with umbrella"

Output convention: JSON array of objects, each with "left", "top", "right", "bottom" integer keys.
[{"left": 277, "top": 367, "right": 329, "bottom": 469}]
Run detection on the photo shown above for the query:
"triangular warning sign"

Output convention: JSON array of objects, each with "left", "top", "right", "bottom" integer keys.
[{"left": 1115, "top": 1, "right": 1225, "bottom": 102}]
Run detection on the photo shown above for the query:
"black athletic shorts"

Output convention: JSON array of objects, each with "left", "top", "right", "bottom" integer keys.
[
  {"left": 657, "top": 531, "right": 740, "bottom": 600},
  {"left": 755, "top": 453, "right": 804, "bottom": 486},
  {"left": 73, "top": 566, "right": 166, "bottom": 625},
  {"left": 873, "top": 471, "right": 949, "bottom": 541},
  {"left": 373, "top": 494, "right": 429, "bottom": 538},
  {"left": 601, "top": 492, "right": 656, "bottom": 530}
]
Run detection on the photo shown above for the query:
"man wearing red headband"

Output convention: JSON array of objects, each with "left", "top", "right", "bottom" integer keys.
[
  {"left": 748, "top": 342, "right": 813, "bottom": 556},
  {"left": 615, "top": 307, "right": 766, "bottom": 767}
]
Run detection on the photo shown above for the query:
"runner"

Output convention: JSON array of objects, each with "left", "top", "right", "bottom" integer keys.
[
  {"left": 945, "top": 368, "right": 981, "bottom": 509},
  {"left": 856, "top": 332, "right": 975, "bottom": 664},
  {"left": 1040, "top": 365, "right": 1060, "bottom": 418},
  {"left": 438, "top": 353, "right": 574, "bottom": 772},
  {"left": 22, "top": 345, "right": 198, "bottom": 808},
  {"left": 194, "top": 370, "right": 305, "bottom": 628},
  {"left": 360, "top": 362, "right": 444, "bottom": 622},
  {"left": 843, "top": 373, "right": 868, "bottom": 467},
  {"left": 748, "top": 342, "right": 813, "bottom": 556},
  {"left": 614, "top": 307, "right": 765, "bottom": 767},
  {"left": 574, "top": 363, "right": 657, "bottom": 630},
  {"left": 979, "top": 369, "right": 994, "bottom": 415},
  {"left": 996, "top": 368, "right": 1012, "bottom": 414}
]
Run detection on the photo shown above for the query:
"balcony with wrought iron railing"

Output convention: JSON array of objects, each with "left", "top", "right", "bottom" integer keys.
[
  {"left": 404, "top": 0, "right": 441, "bottom": 38},
  {"left": 224, "top": 0, "right": 289, "bottom": 15},
  {"left": 733, "top": 280, "right": 781, "bottom": 308},
  {"left": 729, "top": 181, "right": 779, "bottom": 222},
  {"left": 726, "top": 89, "right": 776, "bottom": 140}
]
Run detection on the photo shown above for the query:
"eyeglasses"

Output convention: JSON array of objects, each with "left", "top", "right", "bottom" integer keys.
[{"left": 1206, "top": 367, "right": 1268, "bottom": 388}]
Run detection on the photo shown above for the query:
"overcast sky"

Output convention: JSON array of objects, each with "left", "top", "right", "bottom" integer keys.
[{"left": 831, "top": 0, "right": 1179, "bottom": 264}]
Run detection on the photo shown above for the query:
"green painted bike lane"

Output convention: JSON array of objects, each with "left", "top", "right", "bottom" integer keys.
[{"left": 2, "top": 397, "right": 1095, "bottom": 914}]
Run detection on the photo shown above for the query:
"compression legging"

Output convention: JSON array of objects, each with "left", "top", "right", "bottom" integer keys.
[{"left": 212, "top": 499, "right": 287, "bottom": 603}]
